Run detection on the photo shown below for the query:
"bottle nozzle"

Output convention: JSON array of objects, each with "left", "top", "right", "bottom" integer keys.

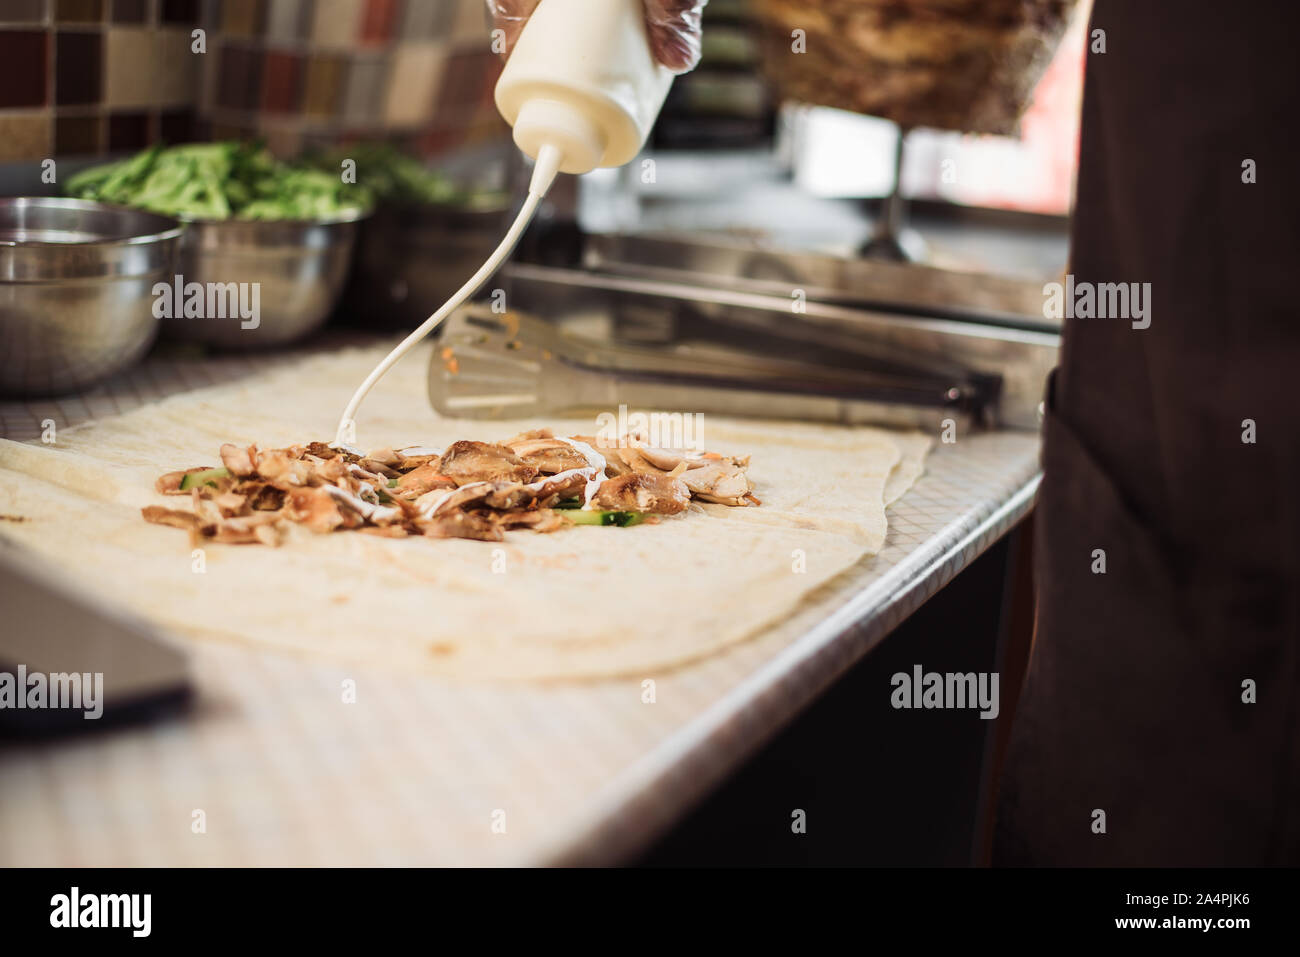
[{"left": 529, "top": 141, "right": 563, "bottom": 197}]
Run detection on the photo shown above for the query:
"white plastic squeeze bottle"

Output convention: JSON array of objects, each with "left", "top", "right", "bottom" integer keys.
[{"left": 334, "top": 0, "right": 675, "bottom": 449}]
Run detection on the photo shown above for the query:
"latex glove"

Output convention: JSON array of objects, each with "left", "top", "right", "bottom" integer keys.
[{"left": 487, "top": 0, "right": 707, "bottom": 74}]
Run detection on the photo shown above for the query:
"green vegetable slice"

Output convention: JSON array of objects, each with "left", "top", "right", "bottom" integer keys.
[
  {"left": 179, "top": 467, "right": 231, "bottom": 491},
  {"left": 563, "top": 509, "right": 646, "bottom": 528}
]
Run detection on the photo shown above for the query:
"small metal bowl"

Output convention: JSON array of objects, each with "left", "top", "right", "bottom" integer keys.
[
  {"left": 0, "top": 197, "right": 184, "bottom": 398},
  {"left": 163, "top": 209, "right": 367, "bottom": 349}
]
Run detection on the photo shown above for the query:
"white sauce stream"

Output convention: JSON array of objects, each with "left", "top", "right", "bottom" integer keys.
[
  {"left": 324, "top": 484, "right": 401, "bottom": 524},
  {"left": 330, "top": 187, "right": 549, "bottom": 451},
  {"left": 552, "top": 437, "right": 607, "bottom": 509}
]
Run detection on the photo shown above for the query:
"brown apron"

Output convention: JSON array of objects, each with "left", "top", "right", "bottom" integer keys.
[{"left": 994, "top": 0, "right": 1300, "bottom": 865}]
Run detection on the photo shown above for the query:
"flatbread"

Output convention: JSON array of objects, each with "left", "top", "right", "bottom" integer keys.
[
  {"left": 885, "top": 432, "right": 934, "bottom": 507},
  {"left": 0, "top": 344, "right": 929, "bottom": 679}
]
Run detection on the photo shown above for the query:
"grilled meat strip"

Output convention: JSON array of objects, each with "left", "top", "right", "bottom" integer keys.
[
  {"left": 436, "top": 441, "right": 538, "bottom": 486},
  {"left": 592, "top": 472, "right": 691, "bottom": 515}
]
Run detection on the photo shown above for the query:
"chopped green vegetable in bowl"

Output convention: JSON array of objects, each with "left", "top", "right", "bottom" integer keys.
[
  {"left": 65, "top": 142, "right": 372, "bottom": 222},
  {"left": 306, "top": 143, "right": 507, "bottom": 210}
]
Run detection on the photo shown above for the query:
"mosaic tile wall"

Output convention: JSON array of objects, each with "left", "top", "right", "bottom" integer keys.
[
  {"left": 0, "top": 0, "right": 508, "bottom": 164},
  {"left": 0, "top": 0, "right": 201, "bottom": 162},
  {"left": 201, "top": 0, "right": 505, "bottom": 158}
]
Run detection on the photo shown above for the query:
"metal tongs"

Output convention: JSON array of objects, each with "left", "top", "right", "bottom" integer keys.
[{"left": 428, "top": 302, "right": 998, "bottom": 431}]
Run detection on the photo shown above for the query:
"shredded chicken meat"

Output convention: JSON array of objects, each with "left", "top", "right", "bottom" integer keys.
[{"left": 142, "top": 429, "right": 758, "bottom": 545}]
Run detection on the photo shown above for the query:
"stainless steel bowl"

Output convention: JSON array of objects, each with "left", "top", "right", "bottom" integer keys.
[
  {"left": 0, "top": 197, "right": 183, "bottom": 397},
  {"left": 164, "top": 210, "right": 365, "bottom": 349}
]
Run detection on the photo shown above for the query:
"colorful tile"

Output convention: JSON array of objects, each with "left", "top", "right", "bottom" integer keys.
[
  {"left": 341, "top": 52, "right": 385, "bottom": 125},
  {"left": 56, "top": 0, "right": 103, "bottom": 23},
  {"left": 310, "top": 0, "right": 362, "bottom": 49},
  {"left": 432, "top": 49, "right": 494, "bottom": 121},
  {"left": 159, "top": 0, "right": 196, "bottom": 23},
  {"left": 0, "top": 114, "right": 51, "bottom": 163},
  {"left": 0, "top": 31, "right": 48, "bottom": 108},
  {"left": 108, "top": 110, "right": 150, "bottom": 149},
  {"left": 159, "top": 108, "right": 195, "bottom": 143},
  {"left": 383, "top": 41, "right": 442, "bottom": 127},
  {"left": 302, "top": 51, "right": 345, "bottom": 118},
  {"left": 110, "top": 0, "right": 147, "bottom": 22},
  {"left": 215, "top": 43, "right": 262, "bottom": 111},
  {"left": 155, "top": 26, "right": 199, "bottom": 107},
  {"left": 103, "top": 27, "right": 153, "bottom": 107},
  {"left": 220, "top": 0, "right": 261, "bottom": 37},
  {"left": 261, "top": 50, "right": 302, "bottom": 113},
  {"left": 54, "top": 114, "right": 102, "bottom": 154},
  {"left": 359, "top": 0, "right": 396, "bottom": 45},
  {"left": 449, "top": 0, "right": 488, "bottom": 44},
  {"left": 1, "top": 0, "right": 48, "bottom": 23},
  {"left": 264, "top": 0, "right": 309, "bottom": 42},
  {"left": 55, "top": 31, "right": 102, "bottom": 105},
  {"left": 398, "top": 0, "right": 453, "bottom": 40}
]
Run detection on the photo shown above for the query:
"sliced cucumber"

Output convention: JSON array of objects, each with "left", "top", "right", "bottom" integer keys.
[
  {"left": 179, "top": 467, "right": 231, "bottom": 491},
  {"left": 564, "top": 509, "right": 646, "bottom": 528}
]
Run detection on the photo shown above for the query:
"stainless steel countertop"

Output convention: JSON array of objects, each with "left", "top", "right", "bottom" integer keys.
[{"left": 0, "top": 337, "right": 1040, "bottom": 865}]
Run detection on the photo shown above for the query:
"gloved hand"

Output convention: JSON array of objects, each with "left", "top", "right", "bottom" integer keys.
[{"left": 487, "top": 0, "right": 707, "bottom": 74}]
